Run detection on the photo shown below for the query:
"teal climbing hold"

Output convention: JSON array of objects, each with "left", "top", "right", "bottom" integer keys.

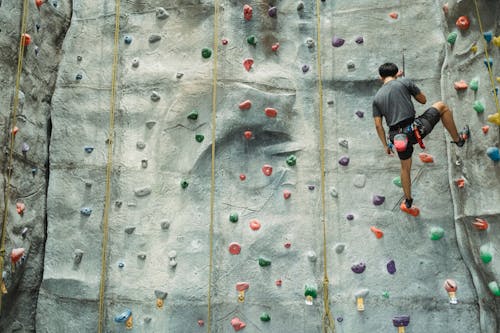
[
  {"left": 480, "top": 244, "right": 493, "bottom": 264},
  {"left": 286, "top": 154, "right": 297, "bottom": 166},
  {"left": 247, "top": 35, "right": 257, "bottom": 46},
  {"left": 382, "top": 291, "right": 390, "bottom": 299},
  {"left": 470, "top": 79, "right": 479, "bottom": 91},
  {"left": 258, "top": 257, "right": 271, "bottom": 267},
  {"left": 304, "top": 285, "right": 317, "bottom": 299},
  {"left": 473, "top": 101, "right": 485, "bottom": 113},
  {"left": 487, "top": 147, "right": 500, "bottom": 162},
  {"left": 447, "top": 32, "right": 457, "bottom": 45},
  {"left": 488, "top": 281, "right": 500, "bottom": 296},
  {"left": 484, "top": 58, "right": 493, "bottom": 69},
  {"left": 430, "top": 227, "right": 445, "bottom": 240},
  {"left": 195, "top": 134, "right": 205, "bottom": 142},
  {"left": 484, "top": 31, "right": 493, "bottom": 43},
  {"left": 392, "top": 176, "right": 402, "bottom": 187},
  {"left": 201, "top": 48, "right": 212, "bottom": 59},
  {"left": 187, "top": 111, "right": 198, "bottom": 120},
  {"left": 229, "top": 213, "right": 239, "bottom": 223},
  {"left": 180, "top": 180, "right": 189, "bottom": 189},
  {"left": 260, "top": 313, "right": 271, "bottom": 322}
]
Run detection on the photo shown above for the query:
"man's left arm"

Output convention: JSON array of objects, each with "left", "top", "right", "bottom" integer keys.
[{"left": 374, "top": 116, "right": 392, "bottom": 155}]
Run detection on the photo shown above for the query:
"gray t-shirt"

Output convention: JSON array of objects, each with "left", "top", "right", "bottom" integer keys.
[{"left": 372, "top": 78, "right": 421, "bottom": 127}]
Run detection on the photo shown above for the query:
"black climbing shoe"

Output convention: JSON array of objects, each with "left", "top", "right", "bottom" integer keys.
[
  {"left": 452, "top": 125, "right": 470, "bottom": 147},
  {"left": 405, "top": 198, "right": 413, "bottom": 209}
]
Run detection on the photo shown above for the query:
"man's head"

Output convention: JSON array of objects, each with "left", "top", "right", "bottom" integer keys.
[{"left": 378, "top": 63, "right": 399, "bottom": 79}]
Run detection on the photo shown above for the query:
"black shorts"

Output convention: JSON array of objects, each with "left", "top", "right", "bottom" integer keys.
[{"left": 389, "top": 107, "right": 440, "bottom": 160}]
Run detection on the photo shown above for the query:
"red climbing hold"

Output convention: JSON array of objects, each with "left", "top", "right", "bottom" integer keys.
[
  {"left": 261, "top": 164, "right": 273, "bottom": 176},
  {"left": 21, "top": 33, "right": 31, "bottom": 46},
  {"left": 231, "top": 317, "right": 246, "bottom": 331},
  {"left": 229, "top": 242, "right": 242, "bottom": 255},
  {"left": 239, "top": 99, "right": 252, "bottom": 110},
  {"left": 265, "top": 107, "right": 278, "bottom": 118},
  {"left": 275, "top": 279, "right": 282, "bottom": 286},
  {"left": 284, "top": 242, "right": 291, "bottom": 248},
  {"left": 35, "top": 0, "right": 43, "bottom": 8},
  {"left": 472, "top": 218, "right": 488, "bottom": 230},
  {"left": 482, "top": 125, "right": 489, "bottom": 134},
  {"left": 249, "top": 219, "right": 261, "bottom": 231},
  {"left": 455, "top": 178, "right": 465, "bottom": 188},
  {"left": 239, "top": 174, "right": 246, "bottom": 181},
  {"left": 243, "top": 58, "right": 254, "bottom": 71},
  {"left": 389, "top": 12, "right": 398, "bottom": 19},
  {"left": 283, "top": 190, "right": 291, "bottom": 199},
  {"left": 16, "top": 202, "right": 25, "bottom": 215},
  {"left": 456, "top": 16, "right": 470, "bottom": 30},
  {"left": 10, "top": 248, "right": 25, "bottom": 264},
  {"left": 244, "top": 131, "right": 253, "bottom": 140},
  {"left": 418, "top": 152, "right": 434, "bottom": 163},
  {"left": 236, "top": 282, "right": 250, "bottom": 292},
  {"left": 222, "top": 38, "right": 229, "bottom": 45},
  {"left": 11, "top": 127, "right": 19, "bottom": 136},
  {"left": 198, "top": 320, "right": 205, "bottom": 327},
  {"left": 272, "top": 43, "right": 280, "bottom": 52},
  {"left": 370, "top": 226, "right": 384, "bottom": 239},
  {"left": 243, "top": 4, "right": 253, "bottom": 21},
  {"left": 454, "top": 80, "right": 468, "bottom": 91}
]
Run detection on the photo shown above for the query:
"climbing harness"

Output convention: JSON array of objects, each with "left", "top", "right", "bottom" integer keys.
[
  {"left": 97, "top": 0, "right": 121, "bottom": 331},
  {"left": 206, "top": 0, "right": 220, "bottom": 332},
  {"left": 472, "top": 0, "right": 500, "bottom": 116},
  {"left": 0, "top": 0, "right": 30, "bottom": 313},
  {"left": 315, "top": 1, "right": 335, "bottom": 332}
]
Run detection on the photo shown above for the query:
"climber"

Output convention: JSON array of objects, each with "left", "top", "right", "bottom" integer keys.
[{"left": 372, "top": 62, "right": 469, "bottom": 216}]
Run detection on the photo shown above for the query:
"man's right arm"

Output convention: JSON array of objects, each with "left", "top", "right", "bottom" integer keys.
[{"left": 374, "top": 116, "right": 392, "bottom": 155}]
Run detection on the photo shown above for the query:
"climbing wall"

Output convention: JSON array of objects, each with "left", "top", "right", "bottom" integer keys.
[{"left": 0, "top": 0, "right": 499, "bottom": 332}]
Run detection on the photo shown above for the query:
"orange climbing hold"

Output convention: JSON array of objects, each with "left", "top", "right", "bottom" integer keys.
[
  {"left": 249, "top": 219, "right": 261, "bottom": 231},
  {"left": 370, "top": 226, "right": 384, "bottom": 239},
  {"left": 265, "top": 107, "right": 278, "bottom": 118},
  {"left": 125, "top": 315, "right": 133, "bottom": 329},
  {"left": 10, "top": 248, "right": 25, "bottom": 264},
  {"left": 472, "top": 218, "right": 488, "bottom": 230},
  {"left": 454, "top": 80, "right": 468, "bottom": 90},
  {"left": 418, "top": 152, "right": 434, "bottom": 163},
  {"left": 243, "top": 58, "right": 254, "bottom": 71},
  {"left": 16, "top": 202, "right": 25, "bottom": 215},
  {"left": 239, "top": 100, "right": 252, "bottom": 110},
  {"left": 35, "top": 0, "right": 43, "bottom": 8},
  {"left": 243, "top": 131, "right": 253, "bottom": 139},
  {"left": 482, "top": 125, "right": 490, "bottom": 134},
  {"left": 243, "top": 4, "right": 253, "bottom": 21},
  {"left": 21, "top": 33, "right": 31, "bottom": 46},
  {"left": 455, "top": 178, "right": 465, "bottom": 188},
  {"left": 400, "top": 202, "right": 420, "bottom": 217},
  {"left": 389, "top": 12, "right": 398, "bottom": 19},
  {"left": 456, "top": 16, "right": 470, "bottom": 30}
]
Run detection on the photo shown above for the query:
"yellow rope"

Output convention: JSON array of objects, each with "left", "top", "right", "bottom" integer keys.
[
  {"left": 0, "top": 0, "right": 30, "bottom": 313},
  {"left": 473, "top": 0, "right": 500, "bottom": 115},
  {"left": 97, "top": 0, "right": 121, "bottom": 331},
  {"left": 206, "top": 1, "right": 220, "bottom": 332},
  {"left": 315, "top": 1, "right": 335, "bottom": 332}
]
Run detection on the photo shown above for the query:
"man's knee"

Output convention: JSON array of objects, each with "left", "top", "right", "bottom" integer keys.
[{"left": 432, "top": 101, "right": 451, "bottom": 115}]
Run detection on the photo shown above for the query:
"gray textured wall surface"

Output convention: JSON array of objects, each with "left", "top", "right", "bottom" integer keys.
[{"left": 0, "top": 0, "right": 499, "bottom": 332}]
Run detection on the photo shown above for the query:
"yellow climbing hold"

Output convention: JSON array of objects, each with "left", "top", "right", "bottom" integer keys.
[
  {"left": 1, "top": 281, "right": 7, "bottom": 294},
  {"left": 496, "top": 77, "right": 500, "bottom": 84},
  {"left": 471, "top": 44, "right": 478, "bottom": 53},
  {"left": 493, "top": 36, "right": 500, "bottom": 47},
  {"left": 487, "top": 112, "right": 500, "bottom": 126},
  {"left": 125, "top": 315, "right": 133, "bottom": 329},
  {"left": 156, "top": 298, "right": 164, "bottom": 309}
]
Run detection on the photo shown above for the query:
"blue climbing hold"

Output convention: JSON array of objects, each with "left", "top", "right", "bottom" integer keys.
[
  {"left": 486, "top": 147, "right": 500, "bottom": 162},
  {"left": 84, "top": 146, "right": 94, "bottom": 153},
  {"left": 484, "top": 31, "right": 493, "bottom": 43},
  {"left": 114, "top": 309, "right": 132, "bottom": 323},
  {"left": 124, "top": 36, "right": 133, "bottom": 44},
  {"left": 484, "top": 58, "right": 493, "bottom": 69},
  {"left": 76, "top": 73, "right": 83, "bottom": 81},
  {"left": 80, "top": 207, "right": 92, "bottom": 216}
]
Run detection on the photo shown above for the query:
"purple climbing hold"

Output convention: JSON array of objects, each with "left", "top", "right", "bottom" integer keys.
[
  {"left": 268, "top": 6, "right": 277, "bottom": 18},
  {"left": 372, "top": 195, "right": 385, "bottom": 206},
  {"left": 308, "top": 185, "right": 315, "bottom": 190},
  {"left": 332, "top": 36, "right": 345, "bottom": 47},
  {"left": 337, "top": 317, "right": 344, "bottom": 323},
  {"left": 351, "top": 262, "right": 366, "bottom": 274},
  {"left": 387, "top": 260, "right": 396, "bottom": 274},
  {"left": 302, "top": 65, "right": 310, "bottom": 73},
  {"left": 355, "top": 110, "right": 364, "bottom": 118},
  {"left": 346, "top": 214, "right": 354, "bottom": 221},
  {"left": 338, "top": 156, "right": 350, "bottom": 166},
  {"left": 355, "top": 36, "right": 364, "bottom": 44}
]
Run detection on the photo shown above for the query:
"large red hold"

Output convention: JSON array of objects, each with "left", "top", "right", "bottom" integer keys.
[{"left": 456, "top": 16, "right": 470, "bottom": 30}]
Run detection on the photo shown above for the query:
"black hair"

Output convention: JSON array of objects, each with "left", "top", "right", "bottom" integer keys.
[{"left": 378, "top": 63, "right": 399, "bottom": 78}]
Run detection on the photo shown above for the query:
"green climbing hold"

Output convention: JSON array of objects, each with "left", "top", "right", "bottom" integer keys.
[
  {"left": 258, "top": 257, "right": 271, "bottom": 267},
  {"left": 180, "top": 180, "right": 189, "bottom": 189},
  {"left": 430, "top": 226, "right": 445, "bottom": 240},
  {"left": 247, "top": 35, "right": 257, "bottom": 46},
  {"left": 187, "top": 111, "right": 198, "bottom": 120},
  {"left": 201, "top": 48, "right": 212, "bottom": 59},
  {"left": 488, "top": 281, "right": 500, "bottom": 296},
  {"left": 470, "top": 79, "right": 479, "bottom": 91},
  {"left": 473, "top": 101, "right": 485, "bottom": 113},
  {"left": 447, "top": 32, "right": 458, "bottom": 45},
  {"left": 195, "top": 134, "right": 205, "bottom": 142},
  {"left": 260, "top": 313, "right": 271, "bottom": 322},
  {"left": 286, "top": 154, "right": 297, "bottom": 166},
  {"left": 229, "top": 213, "right": 239, "bottom": 223},
  {"left": 382, "top": 291, "right": 390, "bottom": 299},
  {"left": 480, "top": 244, "right": 493, "bottom": 264},
  {"left": 392, "top": 176, "right": 402, "bottom": 187},
  {"left": 304, "top": 285, "right": 317, "bottom": 299}
]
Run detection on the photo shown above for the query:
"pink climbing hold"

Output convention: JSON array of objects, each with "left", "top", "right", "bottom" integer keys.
[
  {"left": 272, "top": 43, "right": 280, "bottom": 52},
  {"left": 243, "top": 58, "right": 254, "bottom": 71},
  {"left": 16, "top": 202, "right": 26, "bottom": 215},
  {"left": 231, "top": 317, "right": 246, "bottom": 331},
  {"left": 389, "top": 12, "right": 398, "bottom": 19},
  {"left": 284, "top": 242, "right": 291, "bottom": 248},
  {"left": 243, "top": 4, "right": 253, "bottom": 21},
  {"left": 454, "top": 80, "right": 468, "bottom": 91},
  {"left": 236, "top": 282, "right": 250, "bottom": 292},
  {"left": 418, "top": 152, "right": 434, "bottom": 163},
  {"left": 239, "top": 173, "right": 246, "bottom": 181},
  {"left": 249, "top": 219, "right": 261, "bottom": 231},
  {"left": 275, "top": 279, "right": 282, "bottom": 286},
  {"left": 262, "top": 164, "right": 273, "bottom": 176},
  {"left": 244, "top": 131, "right": 253, "bottom": 140},
  {"left": 283, "top": 190, "right": 291, "bottom": 199},
  {"left": 239, "top": 100, "right": 252, "bottom": 110},
  {"left": 198, "top": 320, "right": 205, "bottom": 327},
  {"left": 222, "top": 38, "right": 229, "bottom": 45},
  {"left": 265, "top": 107, "right": 278, "bottom": 118},
  {"left": 229, "top": 242, "right": 242, "bottom": 255}
]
